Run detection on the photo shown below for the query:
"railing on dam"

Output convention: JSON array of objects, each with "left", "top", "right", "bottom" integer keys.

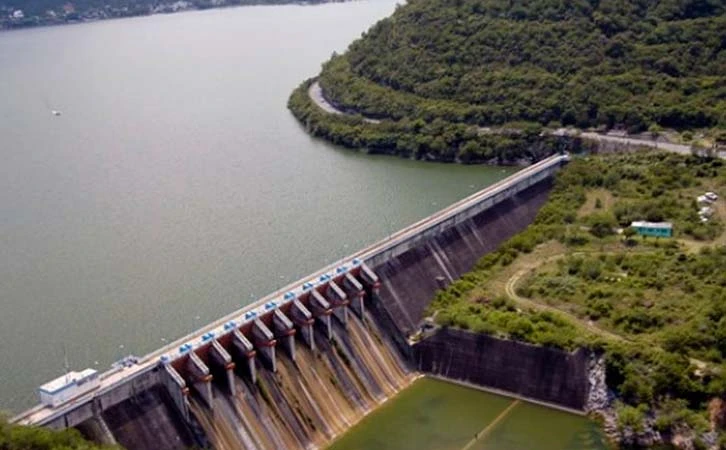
[{"left": 13, "top": 153, "right": 569, "bottom": 428}]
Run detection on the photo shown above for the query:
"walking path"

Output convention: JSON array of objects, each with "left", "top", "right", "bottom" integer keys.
[
  {"left": 501, "top": 246, "right": 712, "bottom": 369},
  {"left": 504, "top": 264, "right": 626, "bottom": 343},
  {"left": 308, "top": 81, "right": 343, "bottom": 116}
]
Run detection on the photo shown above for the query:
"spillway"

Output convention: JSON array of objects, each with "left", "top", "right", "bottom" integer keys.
[{"left": 186, "top": 310, "right": 415, "bottom": 450}]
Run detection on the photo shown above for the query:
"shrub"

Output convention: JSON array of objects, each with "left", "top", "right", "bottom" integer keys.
[
  {"left": 588, "top": 212, "right": 617, "bottom": 238},
  {"left": 616, "top": 403, "right": 648, "bottom": 432}
]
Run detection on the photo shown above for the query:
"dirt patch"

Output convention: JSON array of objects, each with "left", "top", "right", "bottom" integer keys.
[{"left": 578, "top": 189, "right": 615, "bottom": 218}]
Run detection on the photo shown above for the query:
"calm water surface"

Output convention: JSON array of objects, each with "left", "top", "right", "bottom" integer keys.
[
  {"left": 328, "top": 378, "right": 610, "bottom": 450},
  {"left": 0, "top": 3, "right": 517, "bottom": 411}
]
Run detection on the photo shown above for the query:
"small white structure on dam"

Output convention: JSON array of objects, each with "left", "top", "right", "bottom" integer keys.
[{"left": 38, "top": 369, "right": 100, "bottom": 408}]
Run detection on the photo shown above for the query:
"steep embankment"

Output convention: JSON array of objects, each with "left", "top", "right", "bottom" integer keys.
[{"left": 289, "top": 0, "right": 726, "bottom": 162}]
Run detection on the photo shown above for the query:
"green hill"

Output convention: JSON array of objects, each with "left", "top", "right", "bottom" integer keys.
[{"left": 289, "top": 0, "right": 726, "bottom": 162}]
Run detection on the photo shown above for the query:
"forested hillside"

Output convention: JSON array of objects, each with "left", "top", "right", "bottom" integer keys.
[{"left": 289, "top": 0, "right": 726, "bottom": 162}]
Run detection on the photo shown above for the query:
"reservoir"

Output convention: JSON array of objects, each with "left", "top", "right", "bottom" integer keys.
[{"left": 0, "top": 1, "right": 518, "bottom": 412}]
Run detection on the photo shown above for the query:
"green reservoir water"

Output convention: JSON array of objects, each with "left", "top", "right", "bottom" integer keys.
[{"left": 328, "top": 378, "right": 610, "bottom": 450}]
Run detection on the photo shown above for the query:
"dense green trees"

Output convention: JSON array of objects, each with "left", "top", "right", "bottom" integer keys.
[
  {"left": 291, "top": 0, "right": 726, "bottom": 158},
  {"left": 0, "top": 417, "right": 117, "bottom": 450},
  {"left": 334, "top": 0, "right": 726, "bottom": 130},
  {"left": 289, "top": 79, "right": 591, "bottom": 163}
]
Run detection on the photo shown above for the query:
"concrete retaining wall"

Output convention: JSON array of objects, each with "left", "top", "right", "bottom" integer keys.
[
  {"left": 95, "top": 368, "right": 159, "bottom": 413},
  {"left": 412, "top": 328, "right": 590, "bottom": 411}
]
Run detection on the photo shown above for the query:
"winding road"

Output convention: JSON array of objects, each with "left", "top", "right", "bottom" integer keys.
[
  {"left": 307, "top": 81, "right": 726, "bottom": 157},
  {"left": 308, "top": 82, "right": 380, "bottom": 123}
]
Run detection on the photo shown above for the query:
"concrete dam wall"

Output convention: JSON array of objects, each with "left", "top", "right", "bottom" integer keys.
[
  {"left": 366, "top": 174, "right": 593, "bottom": 412},
  {"left": 16, "top": 155, "right": 598, "bottom": 449},
  {"left": 370, "top": 178, "right": 553, "bottom": 337},
  {"left": 412, "top": 328, "right": 591, "bottom": 411}
]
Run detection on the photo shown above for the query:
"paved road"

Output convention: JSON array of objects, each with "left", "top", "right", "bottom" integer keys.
[
  {"left": 306, "top": 83, "right": 726, "bottom": 158},
  {"left": 308, "top": 82, "right": 380, "bottom": 124},
  {"left": 308, "top": 81, "right": 342, "bottom": 116},
  {"left": 573, "top": 131, "right": 693, "bottom": 154},
  {"left": 575, "top": 132, "right": 726, "bottom": 159}
]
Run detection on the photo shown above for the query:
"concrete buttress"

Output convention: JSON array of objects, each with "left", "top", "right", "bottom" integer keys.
[
  {"left": 359, "top": 263, "right": 381, "bottom": 295},
  {"left": 290, "top": 299, "right": 315, "bottom": 350},
  {"left": 343, "top": 272, "right": 365, "bottom": 317},
  {"left": 209, "top": 340, "right": 236, "bottom": 396},
  {"left": 273, "top": 309, "right": 296, "bottom": 361},
  {"left": 161, "top": 364, "right": 190, "bottom": 423},
  {"left": 252, "top": 319, "right": 277, "bottom": 372},
  {"left": 232, "top": 330, "right": 257, "bottom": 384},
  {"left": 186, "top": 353, "right": 213, "bottom": 410},
  {"left": 309, "top": 290, "right": 332, "bottom": 340},
  {"left": 326, "top": 281, "right": 349, "bottom": 326}
]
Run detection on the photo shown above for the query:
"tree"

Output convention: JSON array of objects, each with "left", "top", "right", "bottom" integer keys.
[
  {"left": 623, "top": 227, "right": 637, "bottom": 239},
  {"left": 0, "top": 417, "right": 118, "bottom": 450},
  {"left": 589, "top": 212, "right": 617, "bottom": 238},
  {"left": 648, "top": 123, "right": 663, "bottom": 142}
]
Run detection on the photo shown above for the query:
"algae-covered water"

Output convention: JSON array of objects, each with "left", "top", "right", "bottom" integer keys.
[{"left": 328, "top": 378, "right": 610, "bottom": 450}]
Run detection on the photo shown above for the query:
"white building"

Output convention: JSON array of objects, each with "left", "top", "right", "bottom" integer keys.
[{"left": 38, "top": 369, "right": 100, "bottom": 407}]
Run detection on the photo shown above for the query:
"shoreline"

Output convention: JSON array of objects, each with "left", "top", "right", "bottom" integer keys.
[
  {"left": 0, "top": 0, "right": 355, "bottom": 33},
  {"left": 306, "top": 80, "right": 701, "bottom": 158}
]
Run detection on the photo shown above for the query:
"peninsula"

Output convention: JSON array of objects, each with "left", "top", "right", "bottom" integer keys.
[{"left": 289, "top": 0, "right": 726, "bottom": 163}]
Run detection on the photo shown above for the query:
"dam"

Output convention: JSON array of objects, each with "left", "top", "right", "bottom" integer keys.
[{"left": 13, "top": 154, "right": 583, "bottom": 449}]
